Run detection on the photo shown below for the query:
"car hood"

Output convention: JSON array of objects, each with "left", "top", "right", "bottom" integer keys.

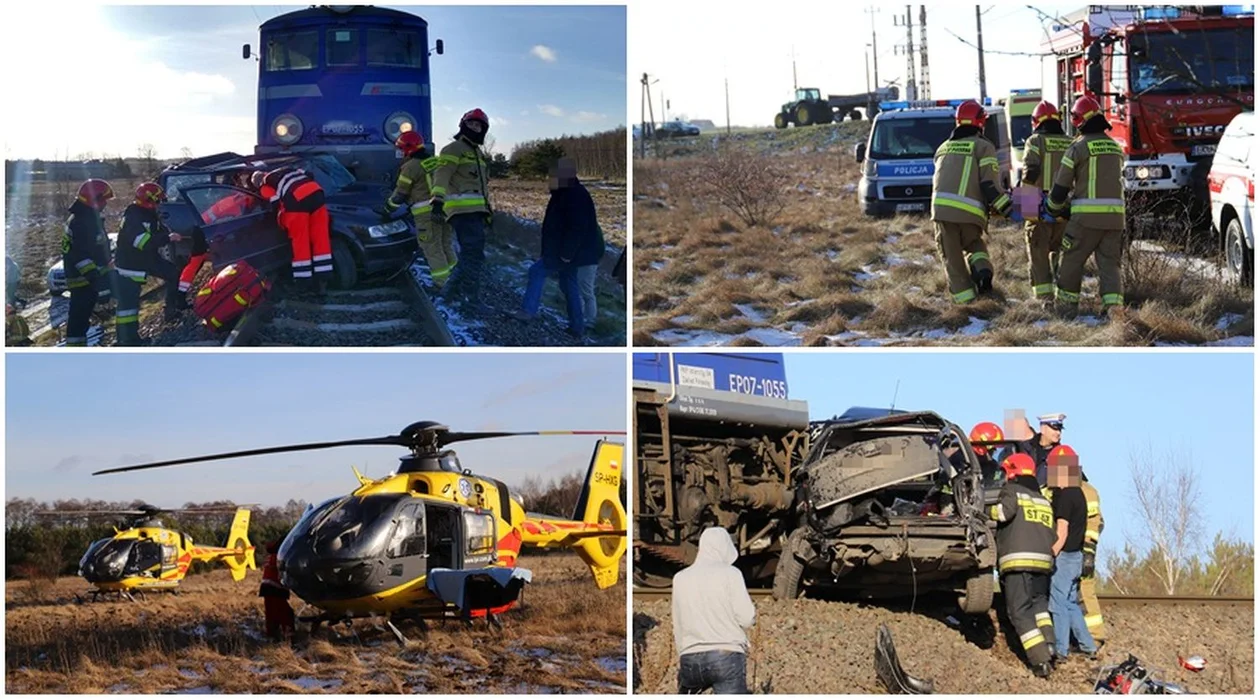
[{"left": 801, "top": 434, "right": 943, "bottom": 509}]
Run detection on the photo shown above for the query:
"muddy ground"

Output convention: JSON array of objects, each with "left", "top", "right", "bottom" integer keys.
[
  {"left": 6, "top": 553, "right": 626, "bottom": 694},
  {"left": 633, "top": 595, "right": 1253, "bottom": 694}
]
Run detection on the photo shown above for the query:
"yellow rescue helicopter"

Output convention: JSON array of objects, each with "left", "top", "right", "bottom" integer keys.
[
  {"left": 94, "top": 422, "right": 626, "bottom": 642},
  {"left": 39, "top": 505, "right": 255, "bottom": 602}
]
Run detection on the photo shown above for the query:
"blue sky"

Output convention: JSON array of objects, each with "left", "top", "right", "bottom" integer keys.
[
  {"left": 785, "top": 353, "right": 1255, "bottom": 558},
  {"left": 2, "top": 4, "right": 626, "bottom": 159},
  {"left": 5, "top": 353, "right": 626, "bottom": 506}
]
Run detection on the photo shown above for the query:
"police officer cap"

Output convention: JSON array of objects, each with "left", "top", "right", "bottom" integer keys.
[{"left": 1038, "top": 413, "right": 1066, "bottom": 428}]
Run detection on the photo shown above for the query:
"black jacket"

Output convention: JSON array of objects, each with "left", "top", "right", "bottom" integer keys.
[
  {"left": 62, "top": 200, "right": 111, "bottom": 288},
  {"left": 114, "top": 204, "right": 172, "bottom": 278},
  {"left": 541, "top": 179, "right": 603, "bottom": 266},
  {"left": 989, "top": 474, "right": 1056, "bottom": 574}
]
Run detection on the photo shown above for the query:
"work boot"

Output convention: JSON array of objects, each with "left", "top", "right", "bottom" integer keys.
[
  {"left": 974, "top": 268, "right": 993, "bottom": 295},
  {"left": 1055, "top": 302, "right": 1078, "bottom": 320},
  {"left": 1031, "top": 663, "right": 1053, "bottom": 679},
  {"left": 315, "top": 277, "right": 328, "bottom": 296}
]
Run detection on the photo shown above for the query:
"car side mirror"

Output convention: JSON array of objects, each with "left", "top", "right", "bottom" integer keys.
[
  {"left": 436, "top": 39, "right": 444, "bottom": 55},
  {"left": 242, "top": 44, "right": 251, "bottom": 60},
  {"left": 854, "top": 142, "right": 866, "bottom": 163}
]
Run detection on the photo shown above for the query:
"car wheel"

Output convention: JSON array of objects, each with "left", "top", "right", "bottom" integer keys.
[
  {"left": 958, "top": 567, "right": 994, "bottom": 614},
  {"left": 1224, "top": 216, "right": 1253, "bottom": 286},
  {"left": 331, "top": 238, "right": 358, "bottom": 290},
  {"left": 772, "top": 529, "right": 810, "bottom": 600}
]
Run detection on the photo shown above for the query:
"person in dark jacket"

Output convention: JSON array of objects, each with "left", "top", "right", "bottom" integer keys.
[
  {"left": 113, "top": 182, "right": 188, "bottom": 345},
  {"left": 259, "top": 540, "right": 295, "bottom": 641},
  {"left": 515, "top": 158, "right": 602, "bottom": 338},
  {"left": 990, "top": 453, "right": 1057, "bottom": 678},
  {"left": 62, "top": 179, "right": 115, "bottom": 346}
]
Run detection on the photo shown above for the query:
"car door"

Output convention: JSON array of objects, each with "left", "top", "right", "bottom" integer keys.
[{"left": 181, "top": 185, "right": 291, "bottom": 274}]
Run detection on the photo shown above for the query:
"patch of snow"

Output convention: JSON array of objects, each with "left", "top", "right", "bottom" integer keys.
[
  {"left": 772, "top": 226, "right": 785, "bottom": 237},
  {"left": 174, "top": 686, "right": 215, "bottom": 694},
  {"left": 785, "top": 299, "right": 814, "bottom": 308},
  {"left": 854, "top": 265, "right": 888, "bottom": 282},
  {"left": 1033, "top": 320, "right": 1049, "bottom": 329},
  {"left": 670, "top": 315, "right": 696, "bottom": 325},
  {"left": 733, "top": 304, "right": 768, "bottom": 323},
  {"left": 959, "top": 316, "right": 989, "bottom": 336},
  {"left": 920, "top": 328, "right": 950, "bottom": 340},
  {"left": 289, "top": 676, "right": 344, "bottom": 691},
  {"left": 842, "top": 183, "right": 858, "bottom": 193},
  {"left": 884, "top": 254, "right": 910, "bottom": 267},
  {"left": 1078, "top": 315, "right": 1102, "bottom": 327},
  {"left": 826, "top": 249, "right": 841, "bottom": 262},
  {"left": 1216, "top": 313, "right": 1246, "bottom": 331},
  {"left": 649, "top": 261, "right": 668, "bottom": 271},
  {"left": 740, "top": 327, "right": 803, "bottom": 346},
  {"left": 1206, "top": 335, "right": 1254, "bottom": 347},
  {"left": 652, "top": 328, "right": 738, "bottom": 346},
  {"left": 788, "top": 323, "right": 811, "bottom": 334},
  {"left": 596, "top": 657, "right": 628, "bottom": 674}
]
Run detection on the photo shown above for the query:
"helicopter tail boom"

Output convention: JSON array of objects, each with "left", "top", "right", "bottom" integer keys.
[
  {"left": 190, "top": 508, "right": 256, "bottom": 581},
  {"left": 520, "top": 440, "right": 627, "bottom": 589}
]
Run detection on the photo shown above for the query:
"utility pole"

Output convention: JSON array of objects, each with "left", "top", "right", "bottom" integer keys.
[
  {"left": 640, "top": 73, "right": 657, "bottom": 158},
  {"left": 792, "top": 45, "right": 798, "bottom": 92},
  {"left": 894, "top": 5, "right": 916, "bottom": 101},
  {"left": 918, "top": 5, "right": 931, "bottom": 100},
  {"left": 976, "top": 5, "right": 988, "bottom": 102},
  {"left": 725, "top": 76, "right": 731, "bottom": 136},
  {"left": 865, "top": 48, "right": 872, "bottom": 94},
  {"left": 867, "top": 6, "right": 880, "bottom": 90}
]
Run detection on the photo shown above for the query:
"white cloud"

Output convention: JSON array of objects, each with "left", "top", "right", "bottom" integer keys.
[
  {"left": 520, "top": 109, "right": 530, "bottom": 116},
  {"left": 538, "top": 104, "right": 565, "bottom": 118},
  {"left": 573, "top": 111, "right": 608, "bottom": 123},
  {"left": 494, "top": 116, "right": 511, "bottom": 128},
  {"left": 530, "top": 44, "right": 557, "bottom": 63}
]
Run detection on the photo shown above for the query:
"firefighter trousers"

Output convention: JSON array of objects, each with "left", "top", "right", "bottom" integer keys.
[
  {"left": 1002, "top": 571, "right": 1056, "bottom": 667},
  {"left": 1024, "top": 219, "right": 1067, "bottom": 299},
  {"left": 933, "top": 221, "right": 992, "bottom": 304},
  {"left": 448, "top": 213, "right": 487, "bottom": 304},
  {"left": 113, "top": 262, "right": 182, "bottom": 346},
  {"left": 179, "top": 253, "right": 207, "bottom": 293},
  {"left": 1055, "top": 220, "right": 1124, "bottom": 311},
  {"left": 279, "top": 207, "right": 332, "bottom": 282},
  {"left": 66, "top": 285, "right": 97, "bottom": 346},
  {"left": 415, "top": 219, "right": 457, "bottom": 290},
  {"left": 1079, "top": 573, "right": 1106, "bottom": 641}
]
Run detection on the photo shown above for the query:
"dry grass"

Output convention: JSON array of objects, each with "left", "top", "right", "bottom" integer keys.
[
  {"left": 5, "top": 553, "right": 625, "bottom": 694},
  {"left": 633, "top": 125, "right": 1253, "bottom": 347}
]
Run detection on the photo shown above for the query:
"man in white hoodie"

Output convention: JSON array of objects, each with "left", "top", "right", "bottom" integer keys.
[{"left": 672, "top": 527, "right": 757, "bottom": 694}]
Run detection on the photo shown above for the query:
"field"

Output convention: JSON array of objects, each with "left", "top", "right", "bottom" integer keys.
[
  {"left": 5, "top": 175, "right": 627, "bottom": 346},
  {"left": 632, "top": 124, "right": 1253, "bottom": 347},
  {"left": 5, "top": 553, "right": 626, "bottom": 694},
  {"left": 634, "top": 594, "right": 1253, "bottom": 694}
]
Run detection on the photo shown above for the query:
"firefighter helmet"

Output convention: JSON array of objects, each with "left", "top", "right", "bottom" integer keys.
[
  {"left": 461, "top": 108, "right": 489, "bottom": 129},
  {"left": 955, "top": 100, "right": 987, "bottom": 128},
  {"left": 1001, "top": 453, "right": 1037, "bottom": 478},
  {"left": 133, "top": 182, "right": 166, "bottom": 209},
  {"left": 1048, "top": 444, "right": 1079, "bottom": 467},
  {"left": 969, "top": 422, "right": 1004, "bottom": 455},
  {"left": 77, "top": 179, "right": 115, "bottom": 210},
  {"left": 395, "top": 130, "right": 425, "bottom": 157},
  {"left": 1070, "top": 95, "right": 1102, "bottom": 128},
  {"left": 1032, "top": 100, "right": 1060, "bottom": 127}
]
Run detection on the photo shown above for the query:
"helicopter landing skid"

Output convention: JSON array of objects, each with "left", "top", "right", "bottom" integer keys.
[{"left": 80, "top": 589, "right": 142, "bottom": 603}]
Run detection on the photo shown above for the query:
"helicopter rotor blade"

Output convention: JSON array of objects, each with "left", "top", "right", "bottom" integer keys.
[
  {"left": 92, "top": 436, "right": 408, "bottom": 476},
  {"left": 441, "top": 430, "right": 628, "bottom": 446},
  {"left": 36, "top": 510, "right": 152, "bottom": 517}
]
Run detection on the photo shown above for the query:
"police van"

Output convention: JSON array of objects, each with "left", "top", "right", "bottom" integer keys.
[{"left": 855, "top": 99, "right": 1011, "bottom": 216}]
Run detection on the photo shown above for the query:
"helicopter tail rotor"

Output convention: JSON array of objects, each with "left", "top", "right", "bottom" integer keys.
[
  {"left": 223, "top": 509, "right": 256, "bottom": 580},
  {"left": 569, "top": 441, "right": 627, "bottom": 588}
]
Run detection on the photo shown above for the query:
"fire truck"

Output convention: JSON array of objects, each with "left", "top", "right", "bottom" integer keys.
[{"left": 1040, "top": 5, "right": 1254, "bottom": 228}]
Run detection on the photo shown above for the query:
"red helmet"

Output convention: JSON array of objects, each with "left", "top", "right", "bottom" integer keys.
[
  {"left": 1048, "top": 444, "right": 1079, "bottom": 467},
  {"left": 969, "top": 422, "right": 1004, "bottom": 455},
  {"left": 395, "top": 130, "right": 425, "bottom": 157},
  {"left": 1032, "top": 100, "right": 1060, "bottom": 127},
  {"left": 77, "top": 179, "right": 115, "bottom": 210},
  {"left": 134, "top": 182, "right": 166, "bottom": 209},
  {"left": 1001, "top": 453, "right": 1037, "bottom": 478},
  {"left": 1070, "top": 95, "right": 1101, "bottom": 128},
  {"left": 955, "top": 100, "right": 987, "bottom": 128},
  {"left": 460, "top": 108, "right": 489, "bottom": 134}
]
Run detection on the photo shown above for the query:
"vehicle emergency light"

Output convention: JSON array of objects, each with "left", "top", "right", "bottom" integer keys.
[
  {"left": 1221, "top": 5, "right": 1255, "bottom": 16},
  {"left": 880, "top": 98, "right": 993, "bottom": 111},
  {"left": 1140, "top": 6, "right": 1181, "bottom": 20},
  {"left": 1009, "top": 88, "right": 1040, "bottom": 96}
]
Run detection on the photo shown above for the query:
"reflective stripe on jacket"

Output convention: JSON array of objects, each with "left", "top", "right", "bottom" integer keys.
[
  {"left": 431, "top": 138, "right": 490, "bottom": 215},
  {"left": 989, "top": 475, "right": 1057, "bottom": 574},
  {"left": 1022, "top": 132, "right": 1074, "bottom": 193},
  {"left": 931, "top": 135, "right": 1007, "bottom": 227},
  {"left": 1050, "top": 133, "right": 1126, "bottom": 229}
]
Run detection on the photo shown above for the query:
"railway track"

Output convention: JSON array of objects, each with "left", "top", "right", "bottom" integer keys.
[{"left": 632, "top": 588, "right": 1253, "bottom": 606}]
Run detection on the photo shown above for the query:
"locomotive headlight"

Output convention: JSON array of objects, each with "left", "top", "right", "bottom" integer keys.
[
  {"left": 272, "top": 113, "right": 304, "bottom": 146},
  {"left": 1136, "top": 166, "right": 1150, "bottom": 180},
  {"left": 384, "top": 111, "right": 416, "bottom": 142}
]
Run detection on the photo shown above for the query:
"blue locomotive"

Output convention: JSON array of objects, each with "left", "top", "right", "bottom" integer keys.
[{"left": 244, "top": 5, "right": 443, "bottom": 183}]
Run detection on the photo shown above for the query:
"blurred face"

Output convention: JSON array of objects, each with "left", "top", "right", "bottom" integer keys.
[
  {"left": 1048, "top": 461, "right": 1080, "bottom": 488},
  {"left": 1040, "top": 422, "right": 1063, "bottom": 445}
]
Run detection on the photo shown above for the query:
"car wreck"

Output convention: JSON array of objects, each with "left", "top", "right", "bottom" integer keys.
[{"left": 772, "top": 408, "right": 996, "bottom": 614}]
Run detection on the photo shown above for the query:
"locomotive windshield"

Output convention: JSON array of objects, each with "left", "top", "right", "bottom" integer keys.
[
  {"left": 367, "top": 29, "right": 422, "bottom": 67},
  {"left": 266, "top": 31, "right": 318, "bottom": 71},
  {"left": 326, "top": 29, "right": 359, "bottom": 66},
  {"left": 1129, "top": 27, "right": 1254, "bottom": 93}
]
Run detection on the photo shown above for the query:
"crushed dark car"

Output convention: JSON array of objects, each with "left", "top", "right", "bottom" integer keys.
[
  {"left": 773, "top": 408, "right": 997, "bottom": 613},
  {"left": 157, "top": 152, "right": 417, "bottom": 289}
]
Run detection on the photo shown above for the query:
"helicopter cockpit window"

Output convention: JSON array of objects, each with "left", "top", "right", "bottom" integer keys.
[
  {"left": 132, "top": 541, "right": 163, "bottom": 575},
  {"left": 79, "top": 538, "right": 112, "bottom": 571},
  {"left": 386, "top": 504, "right": 426, "bottom": 558},
  {"left": 305, "top": 494, "right": 405, "bottom": 557},
  {"left": 463, "top": 511, "right": 496, "bottom": 556}
]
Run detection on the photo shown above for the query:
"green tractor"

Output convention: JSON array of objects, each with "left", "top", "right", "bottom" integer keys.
[{"left": 775, "top": 88, "right": 835, "bottom": 129}]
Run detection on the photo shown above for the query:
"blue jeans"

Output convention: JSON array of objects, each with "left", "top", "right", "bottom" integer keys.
[
  {"left": 1050, "top": 550, "right": 1096, "bottom": 657},
  {"left": 522, "top": 259, "right": 583, "bottom": 333},
  {"left": 678, "top": 650, "right": 748, "bottom": 694},
  {"left": 448, "top": 214, "right": 486, "bottom": 302}
]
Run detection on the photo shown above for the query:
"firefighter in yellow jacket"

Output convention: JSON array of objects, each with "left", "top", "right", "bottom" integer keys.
[
  {"left": 1046, "top": 95, "right": 1126, "bottom": 318},
  {"left": 930, "top": 100, "right": 1016, "bottom": 304},
  {"left": 1021, "top": 101, "right": 1074, "bottom": 304},
  {"left": 387, "top": 131, "right": 457, "bottom": 290},
  {"left": 431, "top": 108, "right": 492, "bottom": 310},
  {"left": 1079, "top": 468, "right": 1106, "bottom": 644}
]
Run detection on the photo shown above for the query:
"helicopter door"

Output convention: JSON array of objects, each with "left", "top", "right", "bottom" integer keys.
[
  {"left": 384, "top": 503, "right": 428, "bottom": 582},
  {"left": 426, "top": 504, "right": 461, "bottom": 570},
  {"left": 161, "top": 545, "right": 179, "bottom": 576},
  {"left": 131, "top": 541, "right": 163, "bottom": 577}
]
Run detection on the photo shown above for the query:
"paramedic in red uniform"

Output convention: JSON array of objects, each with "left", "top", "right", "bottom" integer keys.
[
  {"left": 180, "top": 171, "right": 258, "bottom": 295},
  {"left": 259, "top": 540, "right": 295, "bottom": 641},
  {"left": 262, "top": 166, "right": 333, "bottom": 292}
]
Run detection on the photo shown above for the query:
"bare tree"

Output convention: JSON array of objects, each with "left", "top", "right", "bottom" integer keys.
[
  {"left": 1126, "top": 442, "right": 1204, "bottom": 595},
  {"left": 180, "top": 146, "right": 194, "bottom": 160},
  {"left": 137, "top": 143, "right": 158, "bottom": 177}
]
